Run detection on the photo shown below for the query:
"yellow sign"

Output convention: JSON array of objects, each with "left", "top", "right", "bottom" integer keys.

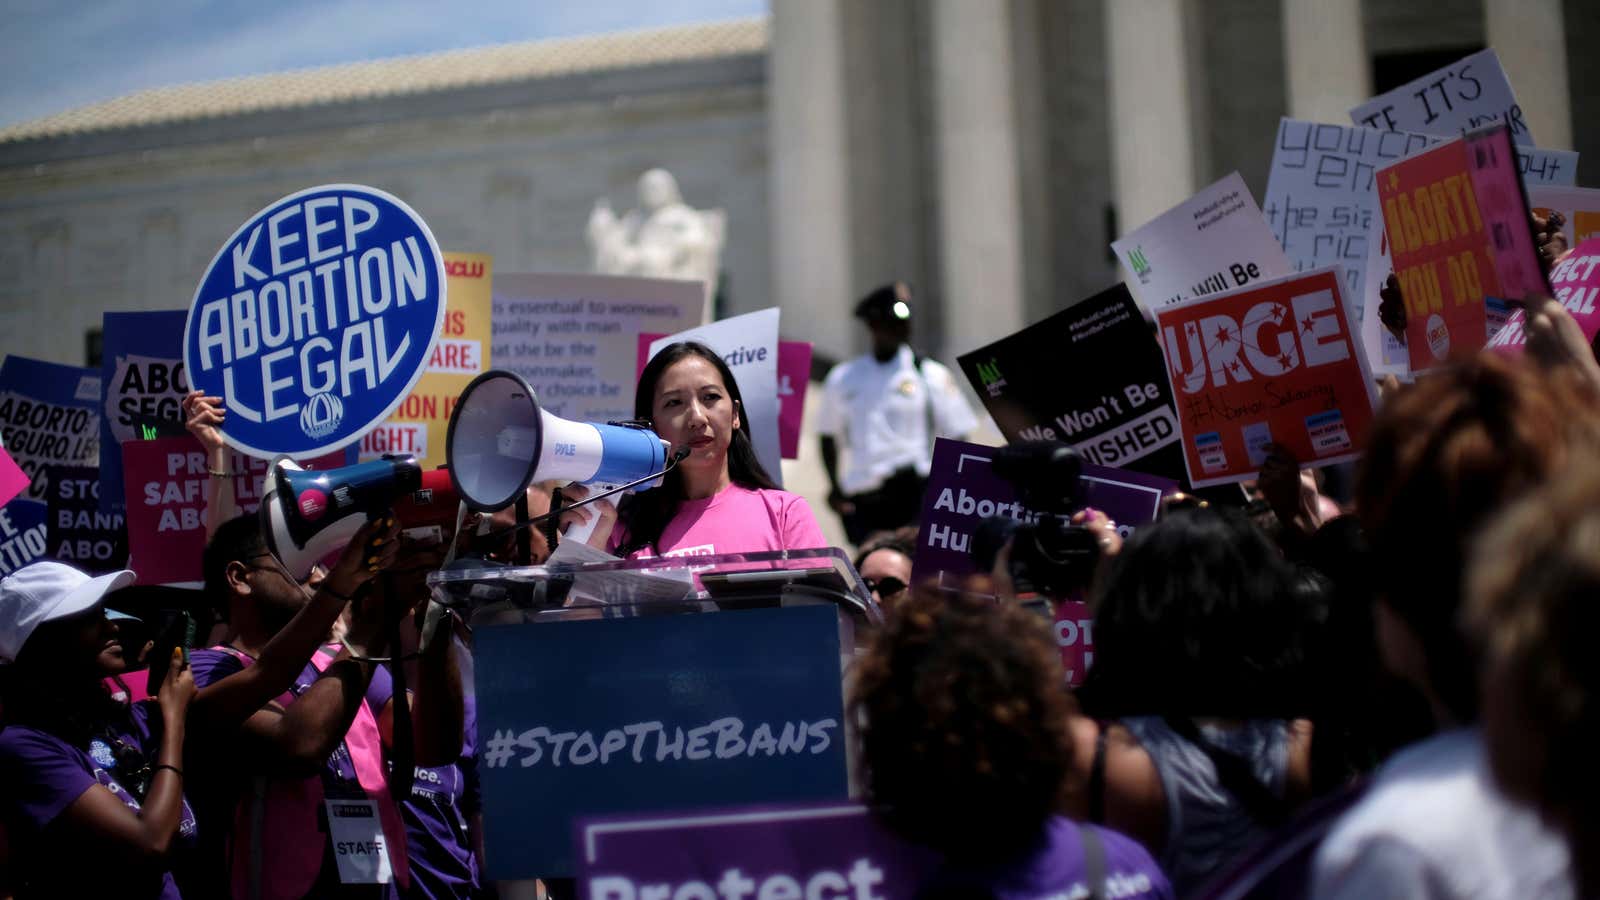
[{"left": 360, "top": 252, "right": 492, "bottom": 468}]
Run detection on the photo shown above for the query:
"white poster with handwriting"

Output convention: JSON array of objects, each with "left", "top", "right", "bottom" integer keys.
[
  {"left": 647, "top": 307, "right": 784, "bottom": 487},
  {"left": 1113, "top": 172, "right": 1293, "bottom": 310},
  {"left": 1351, "top": 48, "right": 1534, "bottom": 145},
  {"left": 491, "top": 274, "right": 703, "bottom": 423}
]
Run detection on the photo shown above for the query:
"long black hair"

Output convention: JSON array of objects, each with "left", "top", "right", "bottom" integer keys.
[
  {"left": 1077, "top": 506, "right": 1316, "bottom": 720},
  {"left": 614, "top": 341, "right": 778, "bottom": 556}
]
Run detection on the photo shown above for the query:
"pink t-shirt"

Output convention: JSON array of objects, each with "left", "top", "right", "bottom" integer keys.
[{"left": 608, "top": 484, "right": 828, "bottom": 560}]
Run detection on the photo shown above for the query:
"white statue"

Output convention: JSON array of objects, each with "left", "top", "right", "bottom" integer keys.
[{"left": 587, "top": 168, "right": 725, "bottom": 323}]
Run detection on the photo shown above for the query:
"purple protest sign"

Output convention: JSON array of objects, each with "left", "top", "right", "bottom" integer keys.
[
  {"left": 913, "top": 438, "right": 1176, "bottom": 589},
  {"left": 576, "top": 802, "right": 940, "bottom": 900},
  {"left": 913, "top": 439, "right": 1175, "bottom": 686}
]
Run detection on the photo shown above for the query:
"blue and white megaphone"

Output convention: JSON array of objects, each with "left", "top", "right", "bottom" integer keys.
[{"left": 445, "top": 369, "right": 673, "bottom": 544}]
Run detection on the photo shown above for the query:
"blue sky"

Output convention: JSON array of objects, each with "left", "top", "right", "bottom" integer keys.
[{"left": 0, "top": 0, "right": 766, "bottom": 128}]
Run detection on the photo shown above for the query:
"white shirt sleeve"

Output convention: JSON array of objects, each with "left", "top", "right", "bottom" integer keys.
[
  {"left": 1311, "top": 835, "right": 1448, "bottom": 900},
  {"left": 921, "top": 360, "right": 979, "bottom": 439},
  {"left": 813, "top": 366, "right": 846, "bottom": 438}
]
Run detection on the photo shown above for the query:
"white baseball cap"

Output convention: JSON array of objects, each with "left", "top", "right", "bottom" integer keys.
[{"left": 0, "top": 561, "right": 136, "bottom": 665}]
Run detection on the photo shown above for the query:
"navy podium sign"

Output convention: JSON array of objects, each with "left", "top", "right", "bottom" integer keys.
[
  {"left": 474, "top": 604, "right": 850, "bottom": 878},
  {"left": 183, "top": 185, "right": 446, "bottom": 458}
]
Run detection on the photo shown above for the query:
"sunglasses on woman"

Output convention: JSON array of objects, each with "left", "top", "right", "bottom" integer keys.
[{"left": 864, "top": 576, "right": 908, "bottom": 598}]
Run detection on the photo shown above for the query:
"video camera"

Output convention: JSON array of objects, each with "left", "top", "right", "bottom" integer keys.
[{"left": 972, "top": 441, "right": 1101, "bottom": 598}]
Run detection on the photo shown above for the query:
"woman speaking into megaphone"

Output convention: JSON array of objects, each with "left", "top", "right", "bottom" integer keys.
[{"left": 570, "top": 341, "right": 827, "bottom": 559}]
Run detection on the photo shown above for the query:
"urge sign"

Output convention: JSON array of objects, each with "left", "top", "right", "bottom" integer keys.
[{"left": 1154, "top": 267, "right": 1378, "bottom": 488}]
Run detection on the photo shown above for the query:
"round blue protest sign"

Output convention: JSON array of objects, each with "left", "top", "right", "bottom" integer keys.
[{"left": 183, "top": 185, "right": 447, "bottom": 458}]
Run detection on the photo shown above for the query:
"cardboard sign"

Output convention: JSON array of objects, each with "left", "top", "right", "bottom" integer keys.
[
  {"left": 0, "top": 447, "right": 26, "bottom": 509},
  {"left": 1352, "top": 48, "right": 1536, "bottom": 146},
  {"left": 646, "top": 308, "right": 783, "bottom": 484},
  {"left": 492, "top": 273, "right": 703, "bottom": 423},
  {"left": 183, "top": 185, "right": 448, "bottom": 458},
  {"left": 360, "top": 251, "right": 492, "bottom": 467},
  {"left": 956, "top": 284, "right": 1186, "bottom": 484},
  {"left": 1374, "top": 127, "right": 1544, "bottom": 370},
  {"left": 121, "top": 436, "right": 346, "bottom": 585},
  {"left": 1264, "top": 119, "right": 1442, "bottom": 309},
  {"left": 576, "top": 803, "right": 941, "bottom": 900},
  {"left": 1357, "top": 146, "right": 1579, "bottom": 377},
  {"left": 638, "top": 335, "right": 813, "bottom": 460},
  {"left": 0, "top": 500, "right": 48, "bottom": 577},
  {"left": 474, "top": 605, "right": 849, "bottom": 878},
  {"left": 1489, "top": 236, "right": 1600, "bottom": 351},
  {"left": 1348, "top": 47, "right": 1580, "bottom": 195},
  {"left": 99, "top": 310, "right": 190, "bottom": 514},
  {"left": 1154, "top": 267, "right": 1377, "bottom": 488},
  {"left": 0, "top": 355, "right": 101, "bottom": 502},
  {"left": 1112, "top": 172, "right": 1293, "bottom": 310},
  {"left": 45, "top": 465, "right": 127, "bottom": 575}
]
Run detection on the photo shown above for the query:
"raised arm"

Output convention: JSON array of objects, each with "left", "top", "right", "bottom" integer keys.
[
  {"left": 53, "top": 651, "right": 195, "bottom": 865},
  {"left": 188, "top": 515, "right": 401, "bottom": 735}
]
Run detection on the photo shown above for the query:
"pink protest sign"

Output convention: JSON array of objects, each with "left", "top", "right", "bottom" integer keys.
[
  {"left": 1489, "top": 236, "right": 1600, "bottom": 352},
  {"left": 0, "top": 446, "right": 28, "bottom": 509},
  {"left": 122, "top": 436, "right": 345, "bottom": 584},
  {"left": 636, "top": 334, "right": 813, "bottom": 460},
  {"left": 1054, "top": 598, "right": 1094, "bottom": 687}
]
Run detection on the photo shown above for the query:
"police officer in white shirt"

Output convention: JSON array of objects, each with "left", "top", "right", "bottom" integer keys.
[{"left": 817, "top": 283, "right": 979, "bottom": 544}]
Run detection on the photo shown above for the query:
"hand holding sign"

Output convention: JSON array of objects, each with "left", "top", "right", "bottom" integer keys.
[
  {"left": 182, "top": 392, "right": 226, "bottom": 454},
  {"left": 1519, "top": 295, "right": 1600, "bottom": 394}
]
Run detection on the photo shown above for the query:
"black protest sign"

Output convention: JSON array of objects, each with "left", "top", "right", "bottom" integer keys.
[
  {"left": 957, "top": 284, "right": 1187, "bottom": 484},
  {"left": 46, "top": 465, "right": 128, "bottom": 574}
]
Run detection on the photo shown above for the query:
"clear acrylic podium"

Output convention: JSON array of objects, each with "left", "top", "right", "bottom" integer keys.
[
  {"left": 427, "top": 547, "right": 884, "bottom": 637},
  {"left": 427, "top": 548, "right": 881, "bottom": 880}
]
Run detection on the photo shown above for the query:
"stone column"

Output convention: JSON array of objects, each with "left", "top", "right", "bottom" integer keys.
[
  {"left": 1486, "top": 0, "right": 1573, "bottom": 149},
  {"left": 929, "top": 0, "right": 1026, "bottom": 357},
  {"left": 1282, "top": 0, "right": 1370, "bottom": 123},
  {"left": 1106, "top": 0, "right": 1197, "bottom": 232},
  {"left": 767, "top": 0, "right": 855, "bottom": 360}
]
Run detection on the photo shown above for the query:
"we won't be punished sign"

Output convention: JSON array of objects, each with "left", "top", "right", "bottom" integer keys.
[{"left": 184, "top": 185, "right": 447, "bottom": 458}]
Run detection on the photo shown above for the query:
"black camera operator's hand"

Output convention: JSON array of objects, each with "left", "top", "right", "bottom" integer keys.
[{"left": 320, "top": 513, "right": 401, "bottom": 600}]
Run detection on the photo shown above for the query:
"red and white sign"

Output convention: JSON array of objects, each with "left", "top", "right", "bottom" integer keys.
[
  {"left": 122, "top": 436, "right": 345, "bottom": 584},
  {"left": 1155, "top": 267, "right": 1378, "bottom": 488}
]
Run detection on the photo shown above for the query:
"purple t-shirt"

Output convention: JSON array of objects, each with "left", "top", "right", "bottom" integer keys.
[
  {"left": 0, "top": 699, "right": 197, "bottom": 900},
  {"left": 932, "top": 816, "right": 1174, "bottom": 900},
  {"left": 187, "top": 646, "right": 399, "bottom": 899},
  {"left": 366, "top": 659, "right": 483, "bottom": 898}
]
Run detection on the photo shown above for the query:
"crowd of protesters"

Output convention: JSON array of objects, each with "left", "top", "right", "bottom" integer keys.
[{"left": 4, "top": 235, "right": 1600, "bottom": 900}]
